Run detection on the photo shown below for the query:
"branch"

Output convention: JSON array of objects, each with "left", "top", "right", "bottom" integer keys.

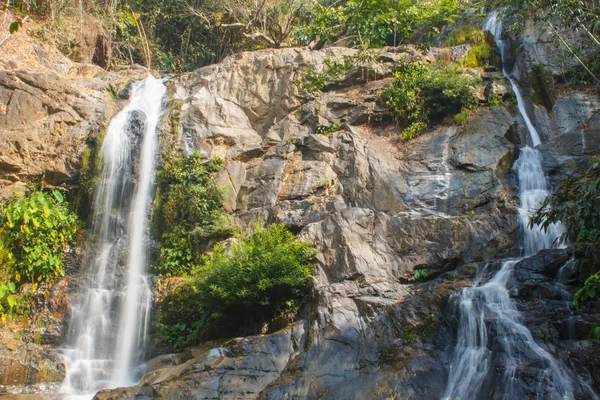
[
  {"left": 547, "top": 20, "right": 600, "bottom": 84},
  {"left": 243, "top": 31, "right": 276, "bottom": 46},
  {"left": 185, "top": 2, "right": 212, "bottom": 26},
  {"left": 0, "top": 14, "right": 28, "bottom": 49}
]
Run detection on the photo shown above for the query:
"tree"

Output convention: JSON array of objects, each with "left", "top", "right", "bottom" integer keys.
[{"left": 185, "top": 0, "right": 305, "bottom": 47}]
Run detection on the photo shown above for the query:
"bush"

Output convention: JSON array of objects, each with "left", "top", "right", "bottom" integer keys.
[
  {"left": 382, "top": 61, "right": 479, "bottom": 134},
  {"left": 530, "top": 161, "right": 600, "bottom": 336},
  {"left": 0, "top": 190, "right": 79, "bottom": 320},
  {"left": 293, "top": 0, "right": 460, "bottom": 48},
  {"left": 444, "top": 24, "right": 486, "bottom": 46},
  {"left": 153, "top": 154, "right": 232, "bottom": 276},
  {"left": 156, "top": 224, "right": 314, "bottom": 349},
  {"left": 445, "top": 25, "right": 501, "bottom": 68},
  {"left": 0, "top": 191, "right": 79, "bottom": 284},
  {"left": 402, "top": 122, "right": 428, "bottom": 140}
]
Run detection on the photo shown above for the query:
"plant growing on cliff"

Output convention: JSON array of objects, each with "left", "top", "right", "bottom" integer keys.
[
  {"left": 156, "top": 224, "right": 314, "bottom": 349},
  {"left": 381, "top": 61, "right": 479, "bottom": 137},
  {"left": 408, "top": 269, "right": 429, "bottom": 282},
  {"left": 0, "top": 190, "right": 79, "bottom": 284},
  {"left": 153, "top": 153, "right": 232, "bottom": 276},
  {"left": 530, "top": 161, "right": 600, "bottom": 328},
  {"left": 293, "top": 0, "right": 460, "bottom": 48}
]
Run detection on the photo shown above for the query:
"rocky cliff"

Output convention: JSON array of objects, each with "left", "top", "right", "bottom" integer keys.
[
  {"left": 1, "top": 12, "right": 599, "bottom": 400},
  {"left": 96, "top": 27, "right": 599, "bottom": 399}
]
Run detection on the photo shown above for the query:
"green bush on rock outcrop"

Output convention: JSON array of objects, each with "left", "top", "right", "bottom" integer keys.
[
  {"left": 382, "top": 61, "right": 479, "bottom": 138},
  {"left": 156, "top": 224, "right": 314, "bottom": 350},
  {"left": 0, "top": 190, "right": 79, "bottom": 319},
  {"left": 0, "top": 191, "right": 79, "bottom": 284},
  {"left": 531, "top": 161, "right": 600, "bottom": 338},
  {"left": 153, "top": 153, "right": 232, "bottom": 276}
]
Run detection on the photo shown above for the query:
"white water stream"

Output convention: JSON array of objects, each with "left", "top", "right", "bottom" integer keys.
[
  {"left": 60, "top": 76, "right": 167, "bottom": 399},
  {"left": 442, "top": 11, "right": 597, "bottom": 400}
]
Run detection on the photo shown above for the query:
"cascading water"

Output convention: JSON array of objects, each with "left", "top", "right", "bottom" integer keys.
[
  {"left": 442, "top": 11, "right": 597, "bottom": 400},
  {"left": 60, "top": 76, "right": 167, "bottom": 399}
]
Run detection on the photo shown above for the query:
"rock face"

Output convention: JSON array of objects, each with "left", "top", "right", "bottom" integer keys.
[
  {"left": 0, "top": 46, "right": 148, "bottom": 200},
  {"left": 94, "top": 46, "right": 540, "bottom": 400},
  {"left": 3, "top": 15, "right": 600, "bottom": 399},
  {"left": 0, "top": 29, "right": 149, "bottom": 394}
]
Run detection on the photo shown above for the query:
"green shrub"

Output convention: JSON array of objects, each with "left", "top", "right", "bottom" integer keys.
[
  {"left": 445, "top": 25, "right": 500, "bottom": 68},
  {"left": 0, "top": 191, "right": 79, "bottom": 284},
  {"left": 402, "top": 122, "right": 428, "bottom": 140},
  {"left": 153, "top": 153, "right": 232, "bottom": 276},
  {"left": 300, "top": 57, "right": 350, "bottom": 94},
  {"left": 529, "top": 64, "right": 556, "bottom": 109},
  {"left": 293, "top": 0, "right": 460, "bottom": 48},
  {"left": 453, "top": 107, "right": 471, "bottom": 125},
  {"left": 156, "top": 224, "right": 314, "bottom": 349},
  {"left": 487, "top": 91, "right": 504, "bottom": 107},
  {"left": 316, "top": 123, "right": 341, "bottom": 136},
  {"left": 445, "top": 24, "right": 485, "bottom": 46},
  {"left": 382, "top": 62, "right": 479, "bottom": 135},
  {"left": 408, "top": 269, "right": 429, "bottom": 282},
  {"left": 531, "top": 161, "right": 600, "bottom": 339}
]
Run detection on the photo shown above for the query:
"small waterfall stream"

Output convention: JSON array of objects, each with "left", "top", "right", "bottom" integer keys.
[
  {"left": 442, "top": 11, "right": 597, "bottom": 400},
  {"left": 60, "top": 76, "right": 167, "bottom": 399}
]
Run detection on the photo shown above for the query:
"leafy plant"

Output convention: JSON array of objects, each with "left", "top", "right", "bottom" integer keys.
[
  {"left": 454, "top": 107, "right": 472, "bottom": 125},
  {"left": 530, "top": 161, "right": 600, "bottom": 247},
  {"left": 0, "top": 190, "right": 79, "bottom": 283},
  {"left": 487, "top": 92, "right": 504, "bottom": 107},
  {"left": 295, "top": 0, "right": 460, "bottom": 48},
  {"left": 408, "top": 269, "right": 429, "bottom": 282},
  {"left": 300, "top": 56, "right": 349, "bottom": 94},
  {"left": 590, "top": 324, "right": 600, "bottom": 341},
  {"left": 316, "top": 123, "right": 341, "bottom": 136},
  {"left": 153, "top": 154, "right": 231, "bottom": 276},
  {"left": 156, "top": 224, "right": 314, "bottom": 349},
  {"left": 382, "top": 61, "right": 479, "bottom": 136},
  {"left": 531, "top": 161, "right": 600, "bottom": 338},
  {"left": 445, "top": 24, "right": 485, "bottom": 46},
  {"left": 402, "top": 122, "right": 427, "bottom": 140}
]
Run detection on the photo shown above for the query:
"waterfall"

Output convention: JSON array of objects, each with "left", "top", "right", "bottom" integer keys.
[
  {"left": 60, "top": 76, "right": 167, "bottom": 399},
  {"left": 441, "top": 11, "right": 597, "bottom": 400}
]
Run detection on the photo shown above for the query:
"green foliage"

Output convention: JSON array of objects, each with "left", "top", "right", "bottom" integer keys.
[
  {"left": 487, "top": 92, "right": 504, "bottom": 107},
  {"left": 445, "top": 24, "right": 485, "bottom": 46},
  {"left": 295, "top": 0, "right": 461, "bottom": 48},
  {"left": 454, "top": 107, "right": 472, "bottom": 125},
  {"left": 300, "top": 56, "right": 350, "bottom": 94},
  {"left": 445, "top": 25, "right": 501, "bottom": 68},
  {"left": 408, "top": 269, "right": 429, "bottom": 282},
  {"left": 464, "top": 41, "right": 499, "bottom": 68},
  {"left": 156, "top": 224, "right": 314, "bottom": 349},
  {"left": 590, "top": 324, "right": 600, "bottom": 341},
  {"left": 529, "top": 64, "right": 556, "bottom": 109},
  {"left": 530, "top": 161, "right": 600, "bottom": 247},
  {"left": 0, "top": 191, "right": 79, "bottom": 284},
  {"left": 153, "top": 154, "right": 231, "bottom": 276},
  {"left": 381, "top": 61, "right": 479, "bottom": 135},
  {"left": 574, "top": 273, "right": 599, "bottom": 308},
  {"left": 0, "top": 280, "right": 17, "bottom": 320},
  {"left": 299, "top": 50, "right": 383, "bottom": 94},
  {"left": 316, "top": 123, "right": 341, "bottom": 136},
  {"left": 9, "top": 21, "right": 20, "bottom": 34},
  {"left": 402, "top": 122, "right": 428, "bottom": 140},
  {"left": 292, "top": 1, "right": 346, "bottom": 44},
  {"left": 531, "top": 161, "right": 600, "bottom": 339},
  {"left": 74, "top": 128, "right": 105, "bottom": 217}
]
